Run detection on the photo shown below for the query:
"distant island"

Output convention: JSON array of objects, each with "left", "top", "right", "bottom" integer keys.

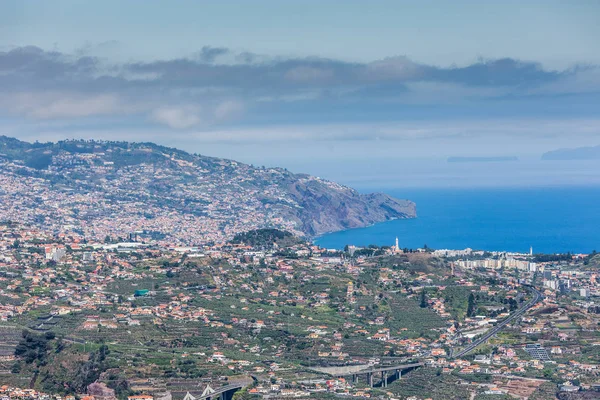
[
  {"left": 447, "top": 156, "right": 518, "bottom": 163},
  {"left": 542, "top": 144, "right": 600, "bottom": 160},
  {"left": 0, "top": 136, "right": 415, "bottom": 243}
]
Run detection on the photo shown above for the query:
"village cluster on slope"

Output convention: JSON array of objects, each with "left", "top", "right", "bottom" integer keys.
[{"left": 0, "top": 223, "right": 599, "bottom": 399}]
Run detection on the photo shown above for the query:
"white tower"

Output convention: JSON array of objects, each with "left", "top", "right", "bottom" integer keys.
[
  {"left": 395, "top": 237, "right": 399, "bottom": 252},
  {"left": 530, "top": 246, "right": 533, "bottom": 256}
]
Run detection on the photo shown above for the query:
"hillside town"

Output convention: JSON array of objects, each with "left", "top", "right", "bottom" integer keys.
[
  {"left": 0, "top": 137, "right": 414, "bottom": 246},
  {"left": 0, "top": 143, "right": 301, "bottom": 245},
  {"left": 0, "top": 222, "right": 599, "bottom": 399}
]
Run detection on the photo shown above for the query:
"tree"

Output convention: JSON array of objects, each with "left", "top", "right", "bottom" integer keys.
[
  {"left": 420, "top": 289, "right": 428, "bottom": 308},
  {"left": 14, "top": 330, "right": 55, "bottom": 365},
  {"left": 11, "top": 362, "right": 21, "bottom": 374},
  {"left": 509, "top": 298, "right": 518, "bottom": 311},
  {"left": 467, "top": 292, "right": 476, "bottom": 317}
]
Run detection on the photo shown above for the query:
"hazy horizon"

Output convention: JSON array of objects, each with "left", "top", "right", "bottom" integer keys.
[{"left": 2, "top": 0, "right": 599, "bottom": 188}]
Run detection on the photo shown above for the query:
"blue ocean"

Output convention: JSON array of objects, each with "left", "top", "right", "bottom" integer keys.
[{"left": 314, "top": 186, "right": 600, "bottom": 254}]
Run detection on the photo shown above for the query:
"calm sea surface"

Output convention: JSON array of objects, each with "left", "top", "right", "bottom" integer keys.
[{"left": 314, "top": 186, "right": 600, "bottom": 254}]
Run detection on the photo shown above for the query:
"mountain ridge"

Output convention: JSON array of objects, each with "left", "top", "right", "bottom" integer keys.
[{"left": 0, "top": 135, "right": 415, "bottom": 243}]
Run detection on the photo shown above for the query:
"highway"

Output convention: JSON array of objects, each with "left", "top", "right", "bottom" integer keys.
[{"left": 452, "top": 285, "right": 543, "bottom": 359}]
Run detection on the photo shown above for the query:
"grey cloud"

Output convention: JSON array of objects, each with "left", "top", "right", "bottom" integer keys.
[
  {"left": 363, "top": 56, "right": 423, "bottom": 81},
  {"left": 0, "top": 45, "right": 596, "bottom": 128},
  {"left": 285, "top": 66, "right": 335, "bottom": 82},
  {"left": 195, "top": 46, "right": 229, "bottom": 63},
  {"left": 0, "top": 45, "right": 568, "bottom": 92},
  {"left": 430, "top": 58, "right": 560, "bottom": 87},
  {"left": 235, "top": 51, "right": 262, "bottom": 64},
  {"left": 0, "top": 46, "right": 100, "bottom": 90}
]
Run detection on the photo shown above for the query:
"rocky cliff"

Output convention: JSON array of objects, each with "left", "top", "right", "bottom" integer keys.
[{"left": 286, "top": 178, "right": 415, "bottom": 236}]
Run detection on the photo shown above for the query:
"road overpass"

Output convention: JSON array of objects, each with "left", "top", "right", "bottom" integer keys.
[
  {"left": 177, "top": 379, "right": 253, "bottom": 400},
  {"left": 310, "top": 362, "right": 423, "bottom": 388}
]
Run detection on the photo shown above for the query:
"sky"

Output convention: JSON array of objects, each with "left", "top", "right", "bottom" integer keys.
[{"left": 1, "top": 0, "right": 600, "bottom": 188}]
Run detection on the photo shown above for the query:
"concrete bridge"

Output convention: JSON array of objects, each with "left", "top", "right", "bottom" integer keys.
[
  {"left": 178, "top": 378, "right": 253, "bottom": 400},
  {"left": 310, "top": 362, "right": 423, "bottom": 388}
]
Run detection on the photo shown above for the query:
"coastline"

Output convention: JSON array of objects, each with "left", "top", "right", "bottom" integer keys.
[
  {"left": 314, "top": 186, "right": 600, "bottom": 254},
  {"left": 310, "top": 215, "right": 409, "bottom": 242}
]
